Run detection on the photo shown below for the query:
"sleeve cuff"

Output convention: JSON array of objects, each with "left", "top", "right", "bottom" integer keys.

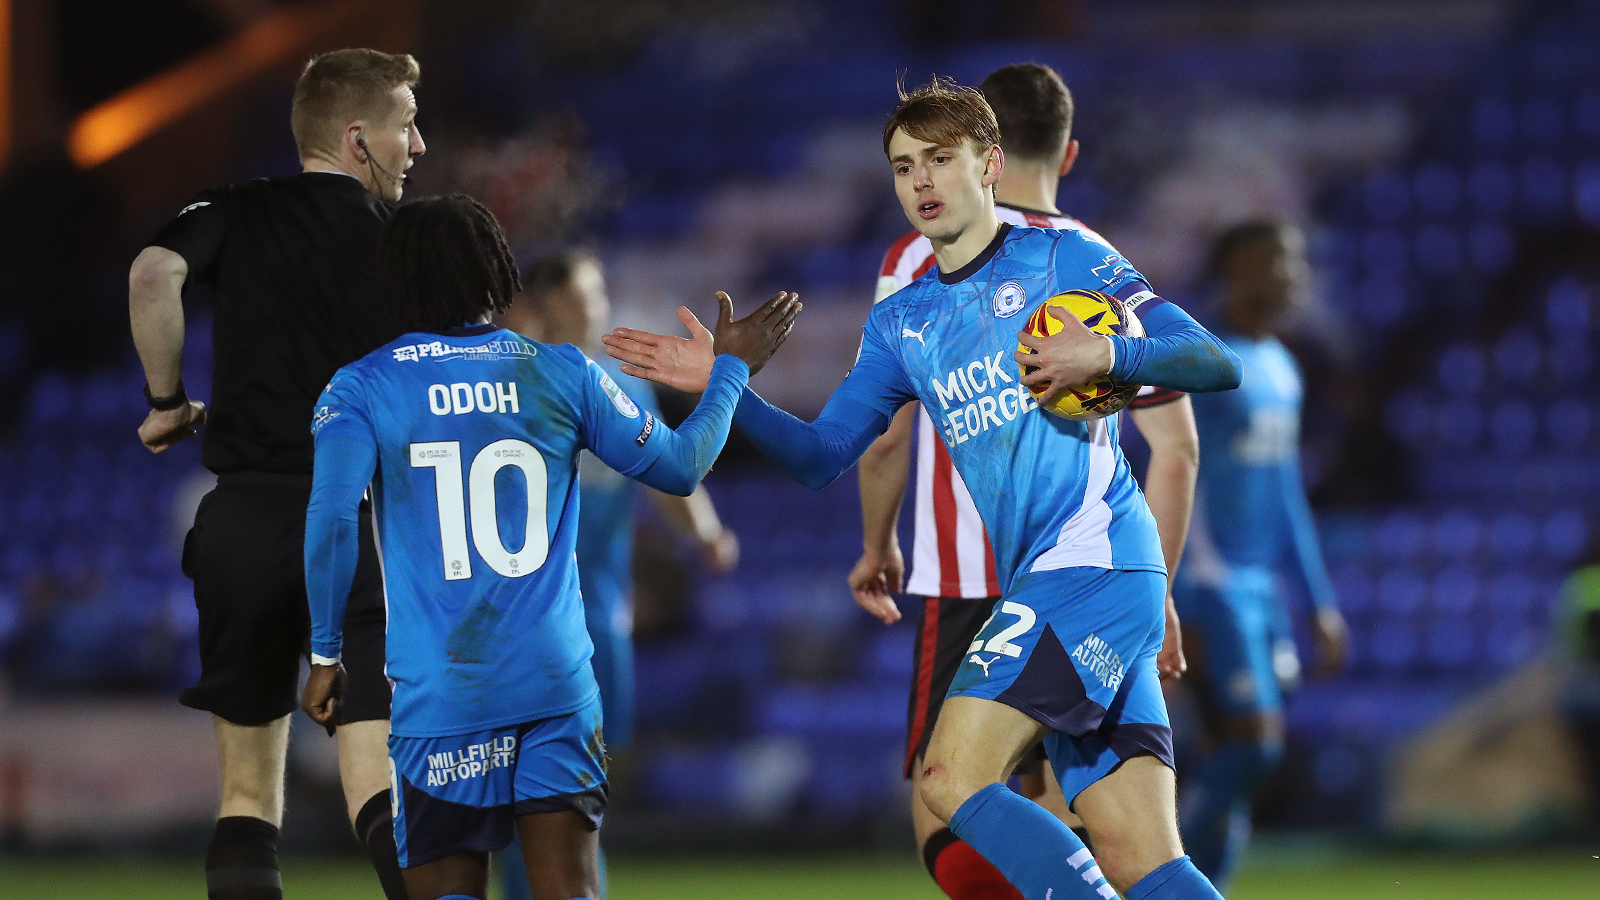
[
  {"left": 711, "top": 354, "right": 752, "bottom": 380},
  {"left": 310, "top": 652, "right": 341, "bottom": 667}
]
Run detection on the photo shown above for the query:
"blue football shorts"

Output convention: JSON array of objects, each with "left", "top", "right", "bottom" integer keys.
[
  {"left": 1172, "top": 568, "right": 1286, "bottom": 720},
  {"left": 389, "top": 699, "right": 609, "bottom": 868},
  {"left": 948, "top": 566, "right": 1174, "bottom": 806}
]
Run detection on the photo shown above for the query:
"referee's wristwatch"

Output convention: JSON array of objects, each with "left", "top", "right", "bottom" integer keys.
[{"left": 144, "top": 381, "right": 189, "bottom": 411}]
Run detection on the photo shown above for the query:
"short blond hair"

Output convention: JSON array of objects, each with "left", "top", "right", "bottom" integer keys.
[{"left": 290, "top": 49, "right": 420, "bottom": 160}]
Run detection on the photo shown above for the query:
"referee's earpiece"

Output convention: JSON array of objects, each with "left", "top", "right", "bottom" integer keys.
[{"left": 355, "top": 133, "right": 368, "bottom": 161}]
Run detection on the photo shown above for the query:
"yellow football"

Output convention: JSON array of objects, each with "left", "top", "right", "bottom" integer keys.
[{"left": 1017, "top": 289, "right": 1145, "bottom": 421}]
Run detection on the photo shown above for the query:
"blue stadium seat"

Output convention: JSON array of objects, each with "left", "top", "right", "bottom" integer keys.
[
  {"left": 1412, "top": 163, "right": 1462, "bottom": 217},
  {"left": 1519, "top": 157, "right": 1568, "bottom": 217},
  {"left": 1430, "top": 564, "right": 1480, "bottom": 614},
  {"left": 1470, "top": 95, "right": 1517, "bottom": 149},
  {"left": 1520, "top": 95, "right": 1567, "bottom": 148},
  {"left": 1492, "top": 330, "right": 1542, "bottom": 383},
  {"left": 1541, "top": 509, "right": 1587, "bottom": 563},
  {"left": 1468, "top": 162, "right": 1515, "bottom": 214},
  {"left": 1376, "top": 567, "right": 1427, "bottom": 614},
  {"left": 1425, "top": 620, "right": 1476, "bottom": 671},
  {"left": 1489, "top": 402, "right": 1537, "bottom": 454},
  {"left": 1363, "top": 170, "right": 1411, "bottom": 222},
  {"left": 1376, "top": 512, "right": 1429, "bottom": 562},
  {"left": 1413, "top": 225, "right": 1462, "bottom": 275},
  {"left": 1383, "top": 390, "right": 1431, "bottom": 446},
  {"left": 1467, "top": 220, "right": 1513, "bottom": 272},
  {"left": 1434, "top": 398, "right": 1484, "bottom": 449},
  {"left": 1436, "top": 345, "right": 1486, "bottom": 395},
  {"left": 1579, "top": 162, "right": 1600, "bottom": 227},
  {"left": 1488, "top": 515, "right": 1539, "bottom": 565},
  {"left": 1431, "top": 510, "right": 1483, "bottom": 561},
  {"left": 1576, "top": 91, "right": 1600, "bottom": 144},
  {"left": 1369, "top": 620, "right": 1420, "bottom": 673},
  {"left": 1361, "top": 227, "right": 1409, "bottom": 273},
  {"left": 1330, "top": 566, "right": 1374, "bottom": 616},
  {"left": 1545, "top": 338, "right": 1593, "bottom": 389},
  {"left": 1545, "top": 397, "right": 1592, "bottom": 451}
]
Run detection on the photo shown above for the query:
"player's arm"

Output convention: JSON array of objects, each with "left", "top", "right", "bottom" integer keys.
[
  {"left": 732, "top": 319, "right": 914, "bottom": 490},
  {"left": 646, "top": 486, "right": 739, "bottom": 573},
  {"left": 1016, "top": 288, "right": 1243, "bottom": 403},
  {"left": 1129, "top": 393, "right": 1199, "bottom": 679},
  {"left": 588, "top": 353, "right": 751, "bottom": 497},
  {"left": 850, "top": 404, "right": 916, "bottom": 625},
  {"left": 1278, "top": 450, "right": 1347, "bottom": 677},
  {"left": 301, "top": 379, "right": 379, "bottom": 726},
  {"left": 130, "top": 196, "right": 224, "bottom": 452}
]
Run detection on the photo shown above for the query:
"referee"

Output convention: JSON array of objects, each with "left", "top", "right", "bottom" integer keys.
[{"left": 128, "top": 49, "right": 422, "bottom": 900}]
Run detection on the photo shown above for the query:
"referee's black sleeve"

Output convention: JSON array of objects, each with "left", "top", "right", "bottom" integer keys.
[{"left": 148, "top": 189, "right": 227, "bottom": 280}]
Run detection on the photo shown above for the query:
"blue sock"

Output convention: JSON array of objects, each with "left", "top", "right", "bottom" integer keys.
[
  {"left": 437, "top": 895, "right": 478, "bottom": 900},
  {"left": 1178, "top": 738, "right": 1281, "bottom": 890},
  {"left": 949, "top": 783, "right": 1115, "bottom": 900},
  {"left": 1124, "top": 856, "right": 1223, "bottom": 900}
]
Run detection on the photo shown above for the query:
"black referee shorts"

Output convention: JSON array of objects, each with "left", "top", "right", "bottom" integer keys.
[
  {"left": 178, "top": 472, "right": 389, "bottom": 727},
  {"left": 904, "top": 595, "right": 1044, "bottom": 779}
]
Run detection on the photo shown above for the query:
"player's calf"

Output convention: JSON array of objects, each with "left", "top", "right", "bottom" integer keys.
[{"left": 1073, "top": 756, "right": 1188, "bottom": 893}]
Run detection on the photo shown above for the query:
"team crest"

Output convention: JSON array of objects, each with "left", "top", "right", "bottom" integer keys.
[{"left": 993, "top": 281, "right": 1027, "bottom": 318}]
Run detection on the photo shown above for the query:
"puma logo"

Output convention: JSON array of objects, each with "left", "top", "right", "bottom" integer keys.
[
  {"left": 902, "top": 322, "right": 930, "bottom": 346},
  {"left": 969, "top": 654, "right": 996, "bottom": 677}
]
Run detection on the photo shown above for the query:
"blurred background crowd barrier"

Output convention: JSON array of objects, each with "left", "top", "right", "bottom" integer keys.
[{"left": 1, "top": 0, "right": 1599, "bottom": 859}]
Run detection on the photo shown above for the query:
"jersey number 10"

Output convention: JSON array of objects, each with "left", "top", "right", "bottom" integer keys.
[{"left": 410, "top": 439, "right": 549, "bottom": 581}]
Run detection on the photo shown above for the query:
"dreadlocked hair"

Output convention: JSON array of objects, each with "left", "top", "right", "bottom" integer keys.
[{"left": 378, "top": 194, "right": 522, "bottom": 333}]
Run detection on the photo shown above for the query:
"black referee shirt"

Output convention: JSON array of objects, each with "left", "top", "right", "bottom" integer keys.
[{"left": 149, "top": 172, "right": 402, "bottom": 476}]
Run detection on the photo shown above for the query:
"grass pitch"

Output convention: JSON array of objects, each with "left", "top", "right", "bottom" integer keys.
[{"left": 1, "top": 845, "right": 1596, "bottom": 898}]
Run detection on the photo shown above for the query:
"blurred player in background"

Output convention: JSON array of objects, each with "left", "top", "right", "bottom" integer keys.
[
  {"left": 300, "top": 195, "right": 799, "bottom": 900},
  {"left": 128, "top": 48, "right": 424, "bottom": 900},
  {"left": 494, "top": 249, "right": 741, "bottom": 900},
  {"left": 850, "top": 63, "right": 1200, "bottom": 900},
  {"left": 1173, "top": 221, "right": 1348, "bottom": 893},
  {"left": 608, "top": 77, "right": 1241, "bottom": 900}
]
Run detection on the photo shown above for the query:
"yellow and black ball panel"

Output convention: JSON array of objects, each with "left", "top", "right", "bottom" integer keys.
[{"left": 1017, "top": 289, "right": 1145, "bottom": 422}]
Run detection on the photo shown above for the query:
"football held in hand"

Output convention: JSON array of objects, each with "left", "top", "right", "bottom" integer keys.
[{"left": 1017, "top": 289, "right": 1144, "bottom": 421}]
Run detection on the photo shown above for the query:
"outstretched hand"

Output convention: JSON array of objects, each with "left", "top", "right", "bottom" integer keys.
[
  {"left": 603, "top": 291, "right": 801, "bottom": 392},
  {"left": 1014, "top": 307, "right": 1114, "bottom": 407},
  {"left": 603, "top": 306, "right": 716, "bottom": 394}
]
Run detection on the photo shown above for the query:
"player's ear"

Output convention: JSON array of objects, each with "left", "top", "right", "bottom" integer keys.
[
  {"left": 984, "top": 144, "right": 1005, "bottom": 188},
  {"left": 346, "top": 123, "right": 367, "bottom": 161},
  {"left": 1060, "top": 139, "right": 1080, "bottom": 177}
]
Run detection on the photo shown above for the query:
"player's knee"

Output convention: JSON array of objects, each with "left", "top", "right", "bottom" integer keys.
[{"left": 917, "top": 761, "right": 980, "bottom": 823}]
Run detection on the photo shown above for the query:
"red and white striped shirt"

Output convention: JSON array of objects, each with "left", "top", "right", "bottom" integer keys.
[{"left": 875, "top": 203, "right": 1181, "bottom": 599}]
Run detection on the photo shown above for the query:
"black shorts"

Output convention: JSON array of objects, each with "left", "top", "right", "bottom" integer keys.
[
  {"left": 904, "top": 595, "right": 1043, "bottom": 778},
  {"left": 178, "top": 472, "right": 389, "bottom": 727}
]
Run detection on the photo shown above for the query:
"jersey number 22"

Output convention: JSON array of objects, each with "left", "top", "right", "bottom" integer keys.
[{"left": 410, "top": 439, "right": 549, "bottom": 581}]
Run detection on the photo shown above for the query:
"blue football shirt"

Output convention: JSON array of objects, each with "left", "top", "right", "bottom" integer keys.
[
  {"left": 308, "top": 324, "right": 685, "bottom": 737},
  {"left": 574, "top": 356, "right": 662, "bottom": 617},
  {"left": 1181, "top": 331, "right": 1336, "bottom": 609},
  {"left": 840, "top": 224, "right": 1170, "bottom": 590}
]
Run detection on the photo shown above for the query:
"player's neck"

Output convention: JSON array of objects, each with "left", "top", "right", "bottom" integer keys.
[
  {"left": 994, "top": 164, "right": 1060, "bottom": 216},
  {"left": 302, "top": 156, "right": 378, "bottom": 196},
  {"left": 931, "top": 208, "right": 1005, "bottom": 275}
]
